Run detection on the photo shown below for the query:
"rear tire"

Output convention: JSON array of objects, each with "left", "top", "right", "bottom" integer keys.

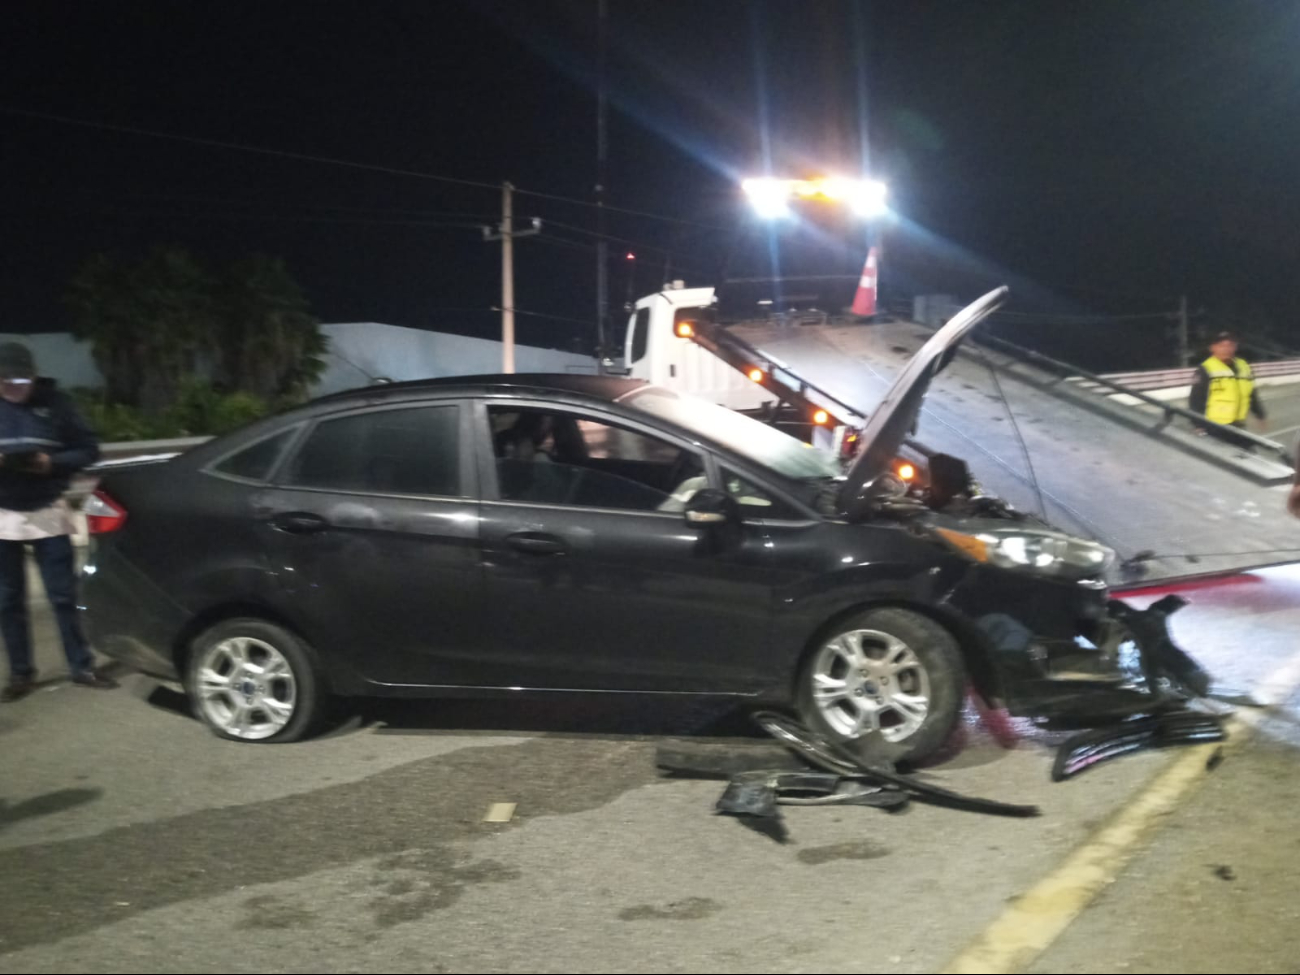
[
  {"left": 796, "top": 607, "right": 965, "bottom": 766},
  {"left": 186, "top": 618, "right": 327, "bottom": 743}
]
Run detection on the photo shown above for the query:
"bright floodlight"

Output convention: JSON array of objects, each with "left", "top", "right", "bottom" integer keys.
[
  {"left": 743, "top": 176, "right": 887, "bottom": 219},
  {"left": 847, "top": 179, "right": 888, "bottom": 218},
  {"left": 742, "top": 178, "right": 793, "bottom": 219}
]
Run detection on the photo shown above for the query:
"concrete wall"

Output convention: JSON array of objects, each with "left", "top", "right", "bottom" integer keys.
[
  {"left": 316, "top": 322, "right": 597, "bottom": 396},
  {"left": 3, "top": 325, "right": 597, "bottom": 397},
  {"left": 0, "top": 332, "right": 102, "bottom": 390}
]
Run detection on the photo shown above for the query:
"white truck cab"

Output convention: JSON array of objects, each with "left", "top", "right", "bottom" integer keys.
[
  {"left": 616, "top": 283, "right": 772, "bottom": 414},
  {"left": 610, "top": 282, "right": 857, "bottom": 453}
]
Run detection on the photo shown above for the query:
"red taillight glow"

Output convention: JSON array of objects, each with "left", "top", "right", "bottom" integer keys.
[{"left": 84, "top": 490, "right": 127, "bottom": 534}]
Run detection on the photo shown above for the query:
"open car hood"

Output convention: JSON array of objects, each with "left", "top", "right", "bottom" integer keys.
[{"left": 838, "top": 286, "right": 1010, "bottom": 521}]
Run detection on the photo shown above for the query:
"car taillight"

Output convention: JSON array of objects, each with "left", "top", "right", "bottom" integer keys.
[{"left": 84, "top": 490, "right": 127, "bottom": 534}]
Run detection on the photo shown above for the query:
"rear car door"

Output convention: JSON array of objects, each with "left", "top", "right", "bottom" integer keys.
[
  {"left": 476, "top": 397, "right": 780, "bottom": 693},
  {"left": 257, "top": 400, "right": 485, "bottom": 687}
]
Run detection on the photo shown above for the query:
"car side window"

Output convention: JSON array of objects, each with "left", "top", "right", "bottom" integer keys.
[
  {"left": 285, "top": 406, "right": 461, "bottom": 497},
  {"left": 210, "top": 427, "right": 298, "bottom": 483},
  {"left": 630, "top": 309, "right": 651, "bottom": 363},
  {"left": 721, "top": 467, "right": 804, "bottom": 520},
  {"left": 489, "top": 406, "right": 703, "bottom": 512}
]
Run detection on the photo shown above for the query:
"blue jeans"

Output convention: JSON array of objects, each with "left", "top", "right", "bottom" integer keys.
[{"left": 0, "top": 535, "right": 93, "bottom": 679}]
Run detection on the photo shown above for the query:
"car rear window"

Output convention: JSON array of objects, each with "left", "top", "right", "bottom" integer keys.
[
  {"left": 211, "top": 428, "right": 298, "bottom": 483},
  {"left": 286, "top": 406, "right": 461, "bottom": 497}
]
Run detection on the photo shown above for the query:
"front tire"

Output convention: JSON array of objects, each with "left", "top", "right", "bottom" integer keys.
[
  {"left": 186, "top": 618, "right": 326, "bottom": 743},
  {"left": 797, "top": 607, "right": 965, "bottom": 765}
]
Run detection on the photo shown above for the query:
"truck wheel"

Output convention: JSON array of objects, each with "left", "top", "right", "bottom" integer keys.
[
  {"left": 797, "top": 607, "right": 965, "bottom": 765},
  {"left": 186, "top": 618, "right": 326, "bottom": 743}
]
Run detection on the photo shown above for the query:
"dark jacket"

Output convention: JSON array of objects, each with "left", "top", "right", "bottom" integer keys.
[{"left": 0, "top": 379, "right": 100, "bottom": 512}]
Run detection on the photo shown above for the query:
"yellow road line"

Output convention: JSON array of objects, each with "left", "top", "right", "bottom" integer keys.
[{"left": 941, "top": 655, "right": 1300, "bottom": 975}]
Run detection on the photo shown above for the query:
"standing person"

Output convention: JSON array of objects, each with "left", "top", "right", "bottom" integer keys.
[
  {"left": 0, "top": 342, "right": 114, "bottom": 702},
  {"left": 1189, "top": 332, "right": 1267, "bottom": 435}
]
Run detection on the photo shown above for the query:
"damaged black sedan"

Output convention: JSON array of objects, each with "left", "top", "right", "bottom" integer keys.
[{"left": 80, "top": 287, "right": 1211, "bottom": 757}]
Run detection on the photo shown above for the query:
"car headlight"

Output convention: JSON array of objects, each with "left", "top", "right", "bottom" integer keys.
[{"left": 936, "top": 527, "right": 1115, "bottom": 580}]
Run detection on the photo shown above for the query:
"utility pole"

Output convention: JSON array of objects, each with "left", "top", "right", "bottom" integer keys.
[
  {"left": 595, "top": 0, "right": 609, "bottom": 368},
  {"left": 481, "top": 181, "right": 540, "bottom": 373}
]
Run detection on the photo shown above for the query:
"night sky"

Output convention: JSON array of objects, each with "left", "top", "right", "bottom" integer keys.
[{"left": 4, "top": 0, "right": 1299, "bottom": 369}]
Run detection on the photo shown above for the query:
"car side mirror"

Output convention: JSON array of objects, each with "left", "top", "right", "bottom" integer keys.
[{"left": 684, "top": 488, "right": 736, "bottom": 525}]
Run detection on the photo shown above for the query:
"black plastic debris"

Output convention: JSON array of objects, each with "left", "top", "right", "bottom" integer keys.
[
  {"left": 1110, "top": 596, "right": 1212, "bottom": 699},
  {"left": 714, "top": 770, "right": 911, "bottom": 818},
  {"left": 1052, "top": 709, "right": 1228, "bottom": 781},
  {"left": 656, "top": 741, "right": 806, "bottom": 779},
  {"left": 656, "top": 714, "right": 1041, "bottom": 833},
  {"left": 753, "top": 712, "right": 1041, "bottom": 819},
  {"left": 715, "top": 772, "right": 785, "bottom": 819}
]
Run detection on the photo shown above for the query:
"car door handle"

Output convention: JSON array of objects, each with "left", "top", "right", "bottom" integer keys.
[
  {"left": 270, "top": 512, "right": 330, "bottom": 535},
  {"left": 505, "top": 532, "right": 567, "bottom": 556}
]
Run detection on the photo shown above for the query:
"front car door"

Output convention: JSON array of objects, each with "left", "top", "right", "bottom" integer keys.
[{"left": 476, "top": 396, "right": 784, "bottom": 693}]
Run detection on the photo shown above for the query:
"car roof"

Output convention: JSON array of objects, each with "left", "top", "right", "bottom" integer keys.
[
  {"left": 305, "top": 373, "right": 745, "bottom": 461},
  {"left": 311, "top": 372, "right": 644, "bottom": 406}
]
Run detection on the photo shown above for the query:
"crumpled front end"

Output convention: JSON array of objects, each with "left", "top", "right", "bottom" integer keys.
[{"left": 944, "top": 566, "right": 1213, "bottom": 725}]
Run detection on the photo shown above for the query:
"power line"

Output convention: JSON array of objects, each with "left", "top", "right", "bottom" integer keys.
[
  {"left": 492, "top": 306, "right": 595, "bottom": 327},
  {"left": 534, "top": 233, "right": 599, "bottom": 253},
  {"left": 1, "top": 105, "right": 727, "bottom": 231},
  {"left": 8, "top": 203, "right": 494, "bottom": 229},
  {"left": 514, "top": 185, "right": 728, "bottom": 231},
  {"left": 115, "top": 193, "right": 500, "bottom": 221},
  {"left": 0, "top": 105, "right": 504, "bottom": 192},
  {"left": 541, "top": 218, "right": 679, "bottom": 255},
  {"left": 534, "top": 233, "right": 713, "bottom": 278}
]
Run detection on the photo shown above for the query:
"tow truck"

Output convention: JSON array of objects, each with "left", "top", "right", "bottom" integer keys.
[{"left": 607, "top": 271, "right": 876, "bottom": 459}]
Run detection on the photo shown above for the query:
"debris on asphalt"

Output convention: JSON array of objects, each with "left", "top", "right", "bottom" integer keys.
[
  {"left": 1214, "top": 865, "right": 1237, "bottom": 882},
  {"left": 656, "top": 711, "right": 1040, "bottom": 838},
  {"left": 1052, "top": 709, "right": 1227, "bottom": 782},
  {"left": 753, "top": 712, "right": 1041, "bottom": 818},
  {"left": 1207, "top": 690, "right": 1266, "bottom": 709},
  {"left": 483, "top": 802, "right": 517, "bottom": 823}
]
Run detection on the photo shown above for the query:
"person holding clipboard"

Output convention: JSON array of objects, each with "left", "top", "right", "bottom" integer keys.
[{"left": 0, "top": 342, "right": 112, "bottom": 702}]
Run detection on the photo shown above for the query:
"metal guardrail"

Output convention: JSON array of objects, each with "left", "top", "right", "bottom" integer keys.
[
  {"left": 974, "top": 332, "right": 1293, "bottom": 463},
  {"left": 1095, "top": 359, "right": 1300, "bottom": 393}
]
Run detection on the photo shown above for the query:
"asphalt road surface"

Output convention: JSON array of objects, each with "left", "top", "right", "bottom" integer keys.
[{"left": 2, "top": 563, "right": 1299, "bottom": 974}]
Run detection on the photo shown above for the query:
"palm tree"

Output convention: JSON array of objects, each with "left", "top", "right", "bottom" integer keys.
[{"left": 219, "top": 255, "right": 328, "bottom": 402}]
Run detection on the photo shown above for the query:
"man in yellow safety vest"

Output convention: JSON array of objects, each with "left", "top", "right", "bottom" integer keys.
[{"left": 1188, "top": 332, "right": 1267, "bottom": 435}]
